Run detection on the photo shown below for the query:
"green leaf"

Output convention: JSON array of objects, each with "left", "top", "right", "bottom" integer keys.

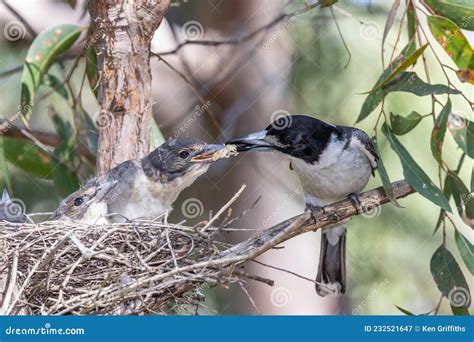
[
  {"left": 0, "top": 137, "right": 12, "bottom": 194},
  {"left": 407, "top": 1, "right": 416, "bottom": 41},
  {"left": 51, "top": 138, "right": 80, "bottom": 197},
  {"left": 86, "top": 47, "right": 99, "bottom": 97},
  {"left": 430, "top": 245, "right": 471, "bottom": 309},
  {"left": 20, "top": 24, "right": 81, "bottom": 121},
  {"left": 471, "top": 166, "right": 473, "bottom": 192},
  {"left": 50, "top": 109, "right": 73, "bottom": 141},
  {"left": 424, "top": 0, "right": 474, "bottom": 31},
  {"left": 367, "top": 44, "right": 428, "bottom": 93},
  {"left": 428, "top": 16, "right": 473, "bottom": 69},
  {"left": 430, "top": 99, "right": 451, "bottom": 163},
  {"left": 451, "top": 305, "right": 470, "bottom": 315},
  {"left": 447, "top": 113, "right": 474, "bottom": 158},
  {"left": 382, "top": 123, "right": 451, "bottom": 211},
  {"left": 445, "top": 171, "right": 474, "bottom": 221},
  {"left": 455, "top": 230, "right": 474, "bottom": 274},
  {"left": 42, "top": 73, "right": 69, "bottom": 101},
  {"left": 383, "top": 0, "right": 401, "bottom": 49},
  {"left": 374, "top": 137, "right": 400, "bottom": 207},
  {"left": 320, "top": 0, "right": 337, "bottom": 7},
  {"left": 357, "top": 72, "right": 459, "bottom": 123},
  {"left": 390, "top": 111, "right": 423, "bottom": 135},
  {"left": 395, "top": 305, "right": 414, "bottom": 315},
  {"left": 2, "top": 137, "right": 53, "bottom": 179},
  {"left": 76, "top": 106, "right": 98, "bottom": 155},
  {"left": 456, "top": 69, "right": 474, "bottom": 84},
  {"left": 383, "top": 72, "right": 461, "bottom": 96}
]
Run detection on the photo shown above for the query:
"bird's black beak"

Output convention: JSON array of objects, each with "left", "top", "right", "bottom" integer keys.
[
  {"left": 191, "top": 144, "right": 228, "bottom": 163},
  {"left": 226, "top": 130, "right": 275, "bottom": 152}
]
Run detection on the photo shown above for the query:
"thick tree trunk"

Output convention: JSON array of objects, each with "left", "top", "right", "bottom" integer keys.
[{"left": 89, "top": 0, "right": 171, "bottom": 173}]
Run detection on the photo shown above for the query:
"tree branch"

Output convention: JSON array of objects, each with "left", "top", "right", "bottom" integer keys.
[{"left": 216, "top": 179, "right": 414, "bottom": 259}]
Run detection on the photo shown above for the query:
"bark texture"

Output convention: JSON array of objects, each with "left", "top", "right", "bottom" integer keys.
[{"left": 89, "top": 0, "right": 171, "bottom": 173}]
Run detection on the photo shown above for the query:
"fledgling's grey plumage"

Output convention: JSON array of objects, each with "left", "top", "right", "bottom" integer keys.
[
  {"left": 52, "top": 139, "right": 226, "bottom": 223},
  {"left": 227, "top": 115, "right": 378, "bottom": 297}
]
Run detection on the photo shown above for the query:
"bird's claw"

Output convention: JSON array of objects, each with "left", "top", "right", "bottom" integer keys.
[
  {"left": 306, "top": 204, "right": 325, "bottom": 223},
  {"left": 348, "top": 192, "right": 363, "bottom": 214}
]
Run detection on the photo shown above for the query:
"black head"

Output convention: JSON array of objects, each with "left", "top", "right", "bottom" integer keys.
[
  {"left": 226, "top": 115, "right": 342, "bottom": 163},
  {"left": 141, "top": 139, "right": 226, "bottom": 182}
]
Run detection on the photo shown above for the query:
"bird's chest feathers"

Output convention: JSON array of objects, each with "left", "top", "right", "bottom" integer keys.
[
  {"left": 109, "top": 166, "right": 209, "bottom": 221},
  {"left": 82, "top": 202, "right": 110, "bottom": 224},
  {"left": 290, "top": 140, "right": 372, "bottom": 203}
]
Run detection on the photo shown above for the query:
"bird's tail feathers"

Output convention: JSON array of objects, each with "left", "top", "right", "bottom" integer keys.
[{"left": 315, "top": 225, "right": 346, "bottom": 297}]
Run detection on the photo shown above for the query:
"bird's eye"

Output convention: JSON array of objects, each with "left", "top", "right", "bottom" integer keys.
[
  {"left": 74, "top": 197, "right": 84, "bottom": 206},
  {"left": 178, "top": 150, "right": 190, "bottom": 159}
]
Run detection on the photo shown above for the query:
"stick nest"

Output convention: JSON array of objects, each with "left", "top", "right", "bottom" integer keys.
[{"left": 0, "top": 220, "right": 247, "bottom": 315}]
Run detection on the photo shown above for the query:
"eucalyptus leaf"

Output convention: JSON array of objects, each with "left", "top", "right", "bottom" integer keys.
[
  {"left": 374, "top": 137, "right": 400, "bottom": 207},
  {"left": 428, "top": 16, "right": 473, "bottom": 69},
  {"left": 407, "top": 1, "right": 416, "bottom": 41},
  {"left": 51, "top": 138, "right": 80, "bottom": 197},
  {"left": 455, "top": 230, "right": 474, "bottom": 274},
  {"left": 383, "top": 0, "right": 400, "bottom": 50},
  {"left": 358, "top": 72, "right": 459, "bottom": 123},
  {"left": 86, "top": 47, "right": 99, "bottom": 97},
  {"left": 451, "top": 305, "right": 470, "bottom": 315},
  {"left": 430, "top": 245, "right": 471, "bottom": 308},
  {"left": 42, "top": 73, "right": 69, "bottom": 101},
  {"left": 456, "top": 69, "right": 474, "bottom": 84},
  {"left": 2, "top": 137, "right": 53, "bottom": 179},
  {"left": 424, "top": 0, "right": 474, "bottom": 31},
  {"left": 367, "top": 44, "right": 428, "bottom": 93},
  {"left": 447, "top": 113, "right": 474, "bottom": 158},
  {"left": 430, "top": 99, "right": 451, "bottom": 163},
  {"left": 0, "top": 138, "right": 12, "bottom": 193},
  {"left": 382, "top": 123, "right": 451, "bottom": 211},
  {"left": 390, "top": 111, "right": 423, "bottom": 135},
  {"left": 20, "top": 24, "right": 81, "bottom": 121},
  {"left": 446, "top": 171, "right": 474, "bottom": 224},
  {"left": 395, "top": 305, "right": 414, "bottom": 315}
]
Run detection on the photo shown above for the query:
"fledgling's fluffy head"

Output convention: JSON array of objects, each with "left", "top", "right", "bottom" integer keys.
[{"left": 141, "top": 139, "right": 226, "bottom": 183}]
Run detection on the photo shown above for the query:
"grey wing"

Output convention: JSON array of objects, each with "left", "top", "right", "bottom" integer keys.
[{"left": 353, "top": 129, "right": 379, "bottom": 176}]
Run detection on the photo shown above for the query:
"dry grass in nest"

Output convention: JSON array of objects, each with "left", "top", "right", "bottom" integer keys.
[
  {"left": 0, "top": 219, "right": 253, "bottom": 315},
  {"left": 0, "top": 186, "right": 268, "bottom": 315}
]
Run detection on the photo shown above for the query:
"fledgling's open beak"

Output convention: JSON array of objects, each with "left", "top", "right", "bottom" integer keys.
[
  {"left": 191, "top": 144, "right": 229, "bottom": 163},
  {"left": 94, "top": 180, "right": 118, "bottom": 202},
  {"left": 226, "top": 130, "right": 274, "bottom": 152}
]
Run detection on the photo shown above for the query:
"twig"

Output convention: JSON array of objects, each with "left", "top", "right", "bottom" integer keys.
[
  {"left": 0, "top": 248, "right": 18, "bottom": 314},
  {"left": 153, "top": 1, "right": 321, "bottom": 56},
  {"left": 201, "top": 184, "right": 246, "bottom": 233}
]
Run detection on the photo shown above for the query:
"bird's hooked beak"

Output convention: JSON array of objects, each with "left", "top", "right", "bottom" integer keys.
[
  {"left": 191, "top": 144, "right": 229, "bottom": 163},
  {"left": 226, "top": 130, "right": 275, "bottom": 152}
]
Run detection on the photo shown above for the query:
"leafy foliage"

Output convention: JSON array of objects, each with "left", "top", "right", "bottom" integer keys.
[
  {"left": 382, "top": 123, "right": 451, "bottom": 212},
  {"left": 20, "top": 24, "right": 81, "bottom": 121}
]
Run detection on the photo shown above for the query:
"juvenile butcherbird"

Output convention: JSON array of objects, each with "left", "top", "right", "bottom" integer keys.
[
  {"left": 52, "top": 139, "right": 227, "bottom": 223},
  {"left": 227, "top": 115, "right": 378, "bottom": 297}
]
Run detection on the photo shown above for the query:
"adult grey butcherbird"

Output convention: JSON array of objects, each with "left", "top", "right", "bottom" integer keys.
[
  {"left": 226, "top": 115, "right": 378, "bottom": 296},
  {"left": 52, "top": 139, "right": 229, "bottom": 223}
]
